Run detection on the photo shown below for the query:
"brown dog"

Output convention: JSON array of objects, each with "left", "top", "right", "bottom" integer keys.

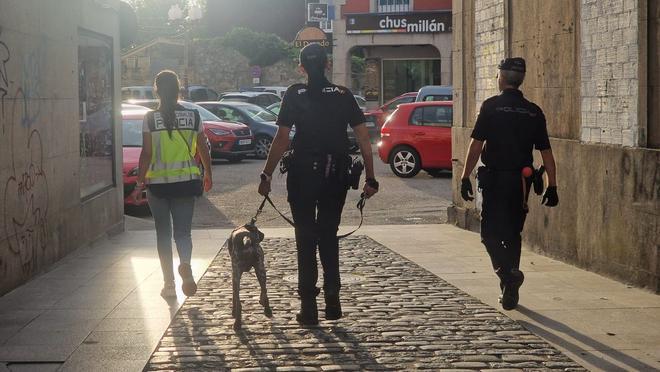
[{"left": 226, "top": 223, "right": 272, "bottom": 331}]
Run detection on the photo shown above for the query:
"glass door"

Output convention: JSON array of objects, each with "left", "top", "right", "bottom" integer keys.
[{"left": 382, "top": 59, "right": 441, "bottom": 102}]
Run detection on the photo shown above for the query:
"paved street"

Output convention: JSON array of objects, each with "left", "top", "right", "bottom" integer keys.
[
  {"left": 126, "top": 151, "right": 453, "bottom": 229},
  {"left": 144, "top": 236, "right": 583, "bottom": 371}
]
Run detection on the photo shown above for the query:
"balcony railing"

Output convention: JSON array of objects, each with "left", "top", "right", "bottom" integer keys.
[{"left": 377, "top": 0, "right": 411, "bottom": 13}]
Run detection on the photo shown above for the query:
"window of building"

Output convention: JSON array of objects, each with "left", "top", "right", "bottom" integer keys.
[
  {"left": 78, "top": 29, "right": 115, "bottom": 199},
  {"left": 377, "top": 0, "right": 410, "bottom": 13},
  {"left": 382, "top": 59, "right": 441, "bottom": 102}
]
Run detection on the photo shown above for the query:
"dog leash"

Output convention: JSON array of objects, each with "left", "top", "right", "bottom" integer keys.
[{"left": 252, "top": 194, "right": 367, "bottom": 239}]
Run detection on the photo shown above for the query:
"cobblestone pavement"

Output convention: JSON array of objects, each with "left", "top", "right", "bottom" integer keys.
[{"left": 144, "top": 236, "right": 585, "bottom": 371}]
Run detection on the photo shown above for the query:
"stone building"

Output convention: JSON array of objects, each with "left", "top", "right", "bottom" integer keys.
[
  {"left": 332, "top": 0, "right": 453, "bottom": 106},
  {"left": 0, "top": 0, "right": 124, "bottom": 294},
  {"left": 450, "top": 0, "right": 659, "bottom": 291}
]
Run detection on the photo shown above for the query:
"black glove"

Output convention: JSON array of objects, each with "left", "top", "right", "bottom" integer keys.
[
  {"left": 542, "top": 186, "right": 559, "bottom": 207},
  {"left": 461, "top": 178, "right": 474, "bottom": 201}
]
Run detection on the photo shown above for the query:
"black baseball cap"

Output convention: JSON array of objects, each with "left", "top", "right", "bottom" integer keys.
[
  {"left": 299, "top": 43, "right": 327, "bottom": 67},
  {"left": 498, "top": 57, "right": 526, "bottom": 73}
]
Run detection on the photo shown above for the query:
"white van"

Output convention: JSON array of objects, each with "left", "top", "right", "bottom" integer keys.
[
  {"left": 121, "top": 86, "right": 155, "bottom": 100},
  {"left": 415, "top": 85, "right": 453, "bottom": 102},
  {"left": 248, "top": 86, "right": 288, "bottom": 98}
]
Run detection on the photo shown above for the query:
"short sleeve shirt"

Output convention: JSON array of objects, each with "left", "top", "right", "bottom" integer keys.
[
  {"left": 277, "top": 83, "right": 365, "bottom": 155},
  {"left": 471, "top": 89, "right": 550, "bottom": 170}
]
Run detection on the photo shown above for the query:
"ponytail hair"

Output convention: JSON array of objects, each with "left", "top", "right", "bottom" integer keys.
[
  {"left": 154, "top": 70, "right": 180, "bottom": 137},
  {"left": 299, "top": 43, "right": 329, "bottom": 98}
]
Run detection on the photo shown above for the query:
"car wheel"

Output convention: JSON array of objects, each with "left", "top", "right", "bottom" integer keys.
[
  {"left": 389, "top": 146, "right": 421, "bottom": 178},
  {"left": 254, "top": 135, "right": 272, "bottom": 159}
]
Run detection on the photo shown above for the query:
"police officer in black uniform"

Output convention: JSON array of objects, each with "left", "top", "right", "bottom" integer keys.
[
  {"left": 460, "top": 57, "right": 559, "bottom": 310},
  {"left": 258, "top": 43, "right": 379, "bottom": 325}
]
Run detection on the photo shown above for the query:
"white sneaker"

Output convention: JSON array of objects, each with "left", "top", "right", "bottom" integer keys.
[{"left": 160, "top": 282, "right": 177, "bottom": 298}]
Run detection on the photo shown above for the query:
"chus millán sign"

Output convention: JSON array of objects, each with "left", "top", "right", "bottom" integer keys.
[{"left": 346, "top": 11, "right": 451, "bottom": 34}]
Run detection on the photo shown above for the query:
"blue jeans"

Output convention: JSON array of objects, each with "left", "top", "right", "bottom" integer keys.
[{"left": 147, "top": 190, "right": 195, "bottom": 283}]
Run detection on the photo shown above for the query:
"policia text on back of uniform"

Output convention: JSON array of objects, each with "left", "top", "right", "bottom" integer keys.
[
  {"left": 460, "top": 58, "right": 559, "bottom": 311},
  {"left": 258, "top": 43, "right": 379, "bottom": 326}
]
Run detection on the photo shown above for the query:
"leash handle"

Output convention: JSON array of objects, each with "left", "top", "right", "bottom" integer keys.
[{"left": 337, "top": 193, "right": 366, "bottom": 239}]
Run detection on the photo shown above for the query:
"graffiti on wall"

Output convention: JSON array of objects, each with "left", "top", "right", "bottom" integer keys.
[
  {"left": 0, "top": 37, "right": 10, "bottom": 123},
  {"left": 1, "top": 35, "right": 49, "bottom": 276}
]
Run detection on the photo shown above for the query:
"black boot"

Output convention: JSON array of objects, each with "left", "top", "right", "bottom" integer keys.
[
  {"left": 324, "top": 292, "right": 342, "bottom": 320},
  {"left": 296, "top": 288, "right": 319, "bottom": 326},
  {"left": 500, "top": 269, "right": 524, "bottom": 310}
]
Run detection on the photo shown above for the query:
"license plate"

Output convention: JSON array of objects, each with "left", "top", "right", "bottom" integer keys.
[{"left": 238, "top": 139, "right": 251, "bottom": 145}]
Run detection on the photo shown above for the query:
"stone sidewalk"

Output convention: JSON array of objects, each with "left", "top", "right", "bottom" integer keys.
[
  {"left": 144, "top": 236, "right": 583, "bottom": 371},
  {"left": 1, "top": 224, "right": 659, "bottom": 371}
]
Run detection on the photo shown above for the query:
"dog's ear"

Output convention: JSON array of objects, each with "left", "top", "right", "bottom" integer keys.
[
  {"left": 256, "top": 229, "right": 265, "bottom": 243},
  {"left": 225, "top": 238, "right": 232, "bottom": 253}
]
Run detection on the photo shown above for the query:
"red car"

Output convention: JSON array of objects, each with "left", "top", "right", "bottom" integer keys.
[
  {"left": 122, "top": 104, "right": 151, "bottom": 207},
  {"left": 366, "top": 92, "right": 418, "bottom": 128},
  {"left": 377, "top": 101, "right": 453, "bottom": 178}
]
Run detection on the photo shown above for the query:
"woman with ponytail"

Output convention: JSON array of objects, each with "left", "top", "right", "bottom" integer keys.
[
  {"left": 136, "top": 70, "right": 213, "bottom": 299},
  {"left": 258, "top": 43, "right": 379, "bottom": 325}
]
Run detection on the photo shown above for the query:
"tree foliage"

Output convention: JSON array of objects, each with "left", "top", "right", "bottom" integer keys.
[
  {"left": 124, "top": 0, "right": 206, "bottom": 45},
  {"left": 221, "top": 27, "right": 291, "bottom": 67}
]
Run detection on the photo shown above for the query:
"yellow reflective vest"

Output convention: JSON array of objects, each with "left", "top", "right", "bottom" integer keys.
[{"left": 145, "top": 108, "right": 202, "bottom": 184}]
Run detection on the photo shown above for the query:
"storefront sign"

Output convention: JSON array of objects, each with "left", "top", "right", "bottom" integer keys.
[
  {"left": 293, "top": 26, "right": 332, "bottom": 49},
  {"left": 346, "top": 11, "right": 451, "bottom": 34}
]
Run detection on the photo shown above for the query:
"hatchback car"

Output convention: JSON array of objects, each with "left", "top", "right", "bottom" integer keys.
[
  {"left": 219, "top": 91, "right": 281, "bottom": 108},
  {"left": 197, "top": 101, "right": 290, "bottom": 159},
  {"left": 366, "top": 92, "right": 417, "bottom": 127},
  {"left": 177, "top": 101, "right": 255, "bottom": 162},
  {"left": 121, "top": 104, "right": 151, "bottom": 207},
  {"left": 378, "top": 101, "right": 453, "bottom": 178}
]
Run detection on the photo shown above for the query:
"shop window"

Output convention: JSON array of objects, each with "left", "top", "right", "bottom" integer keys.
[
  {"left": 377, "top": 0, "right": 410, "bottom": 13},
  {"left": 78, "top": 29, "right": 115, "bottom": 199}
]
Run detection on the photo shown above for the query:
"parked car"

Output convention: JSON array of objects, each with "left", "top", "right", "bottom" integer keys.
[
  {"left": 124, "top": 99, "right": 159, "bottom": 109},
  {"left": 219, "top": 91, "right": 281, "bottom": 108},
  {"left": 121, "top": 104, "right": 151, "bottom": 207},
  {"left": 378, "top": 101, "right": 453, "bottom": 178},
  {"left": 415, "top": 85, "right": 453, "bottom": 102},
  {"left": 247, "top": 86, "right": 288, "bottom": 98},
  {"left": 354, "top": 95, "right": 367, "bottom": 111},
  {"left": 196, "top": 101, "right": 290, "bottom": 159},
  {"left": 186, "top": 85, "right": 220, "bottom": 102},
  {"left": 266, "top": 102, "right": 281, "bottom": 115},
  {"left": 122, "top": 86, "right": 155, "bottom": 100},
  {"left": 366, "top": 92, "right": 417, "bottom": 127},
  {"left": 177, "top": 101, "right": 255, "bottom": 162}
]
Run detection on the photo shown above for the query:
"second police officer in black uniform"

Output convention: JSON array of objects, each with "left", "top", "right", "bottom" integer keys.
[
  {"left": 258, "top": 43, "right": 379, "bottom": 325},
  {"left": 460, "top": 58, "right": 559, "bottom": 310}
]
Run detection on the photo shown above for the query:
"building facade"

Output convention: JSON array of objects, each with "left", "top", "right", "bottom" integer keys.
[
  {"left": 450, "top": 0, "right": 659, "bottom": 291},
  {"left": 332, "top": 0, "right": 453, "bottom": 106},
  {"left": 0, "top": 0, "right": 124, "bottom": 294}
]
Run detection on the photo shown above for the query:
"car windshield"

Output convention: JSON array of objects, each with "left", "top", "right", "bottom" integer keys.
[
  {"left": 178, "top": 101, "right": 222, "bottom": 122},
  {"left": 242, "top": 104, "right": 278, "bottom": 122},
  {"left": 122, "top": 119, "right": 143, "bottom": 147}
]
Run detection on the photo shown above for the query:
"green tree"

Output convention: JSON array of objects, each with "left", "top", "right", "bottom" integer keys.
[
  {"left": 124, "top": 0, "right": 206, "bottom": 45},
  {"left": 221, "top": 27, "right": 291, "bottom": 67}
]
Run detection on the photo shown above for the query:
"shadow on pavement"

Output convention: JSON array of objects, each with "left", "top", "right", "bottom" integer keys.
[{"left": 516, "top": 305, "right": 656, "bottom": 371}]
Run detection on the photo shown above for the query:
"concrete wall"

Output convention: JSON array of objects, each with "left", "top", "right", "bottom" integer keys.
[
  {"left": 450, "top": 0, "right": 660, "bottom": 292},
  {"left": 121, "top": 39, "right": 301, "bottom": 92},
  {"left": 0, "top": 0, "right": 124, "bottom": 295}
]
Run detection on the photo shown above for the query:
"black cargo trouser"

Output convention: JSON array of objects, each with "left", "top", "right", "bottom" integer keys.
[
  {"left": 478, "top": 167, "right": 530, "bottom": 284},
  {"left": 287, "top": 154, "right": 349, "bottom": 298}
]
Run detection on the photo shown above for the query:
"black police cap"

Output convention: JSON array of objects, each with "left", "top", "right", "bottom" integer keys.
[
  {"left": 498, "top": 57, "right": 526, "bottom": 73},
  {"left": 300, "top": 43, "right": 327, "bottom": 66}
]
